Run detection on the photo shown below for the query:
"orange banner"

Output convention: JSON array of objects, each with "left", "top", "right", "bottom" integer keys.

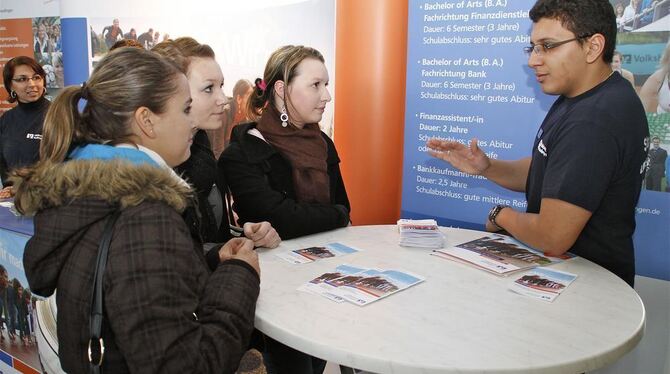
[{"left": 0, "top": 18, "right": 34, "bottom": 113}]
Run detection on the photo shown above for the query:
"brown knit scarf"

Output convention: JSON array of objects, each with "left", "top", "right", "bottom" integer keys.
[{"left": 256, "top": 106, "right": 330, "bottom": 204}]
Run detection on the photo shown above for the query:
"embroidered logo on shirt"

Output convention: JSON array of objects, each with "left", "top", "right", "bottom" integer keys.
[
  {"left": 537, "top": 139, "right": 547, "bottom": 157},
  {"left": 26, "top": 133, "right": 42, "bottom": 140}
]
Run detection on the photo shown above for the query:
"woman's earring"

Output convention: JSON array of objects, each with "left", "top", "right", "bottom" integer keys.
[
  {"left": 10, "top": 91, "right": 16, "bottom": 99},
  {"left": 280, "top": 106, "right": 288, "bottom": 128}
]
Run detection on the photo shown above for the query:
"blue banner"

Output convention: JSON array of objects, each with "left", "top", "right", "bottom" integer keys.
[
  {"left": 401, "top": 0, "right": 670, "bottom": 281},
  {"left": 402, "top": 0, "right": 550, "bottom": 228},
  {"left": 62, "top": 17, "right": 89, "bottom": 86}
]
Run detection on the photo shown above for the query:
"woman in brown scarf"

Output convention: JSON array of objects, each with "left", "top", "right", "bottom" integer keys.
[
  {"left": 220, "top": 45, "right": 350, "bottom": 242},
  {"left": 219, "top": 46, "right": 351, "bottom": 374}
]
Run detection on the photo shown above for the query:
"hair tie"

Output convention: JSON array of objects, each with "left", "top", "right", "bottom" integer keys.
[
  {"left": 78, "top": 82, "right": 90, "bottom": 114},
  {"left": 255, "top": 78, "right": 267, "bottom": 92}
]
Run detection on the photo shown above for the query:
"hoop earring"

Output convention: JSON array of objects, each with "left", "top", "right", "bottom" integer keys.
[
  {"left": 10, "top": 91, "right": 16, "bottom": 99},
  {"left": 280, "top": 106, "right": 288, "bottom": 128}
]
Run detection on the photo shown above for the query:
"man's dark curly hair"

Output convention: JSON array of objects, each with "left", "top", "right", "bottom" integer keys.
[{"left": 530, "top": 0, "right": 617, "bottom": 63}]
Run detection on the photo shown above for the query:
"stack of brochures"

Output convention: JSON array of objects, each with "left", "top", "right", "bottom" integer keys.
[
  {"left": 298, "top": 264, "right": 425, "bottom": 306},
  {"left": 397, "top": 218, "right": 445, "bottom": 248},
  {"left": 431, "top": 234, "right": 572, "bottom": 276}
]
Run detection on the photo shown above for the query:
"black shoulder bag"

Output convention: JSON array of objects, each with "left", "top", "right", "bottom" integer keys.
[{"left": 88, "top": 210, "right": 122, "bottom": 374}]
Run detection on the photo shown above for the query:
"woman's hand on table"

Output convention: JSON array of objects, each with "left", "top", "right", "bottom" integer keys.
[{"left": 243, "top": 221, "right": 281, "bottom": 248}]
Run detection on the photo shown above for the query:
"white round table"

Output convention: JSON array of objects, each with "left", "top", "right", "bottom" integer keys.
[{"left": 254, "top": 225, "right": 645, "bottom": 373}]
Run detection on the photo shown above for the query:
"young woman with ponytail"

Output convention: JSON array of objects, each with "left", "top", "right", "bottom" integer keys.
[{"left": 11, "top": 47, "right": 260, "bottom": 374}]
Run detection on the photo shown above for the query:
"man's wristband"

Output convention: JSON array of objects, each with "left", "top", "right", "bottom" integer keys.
[{"left": 488, "top": 204, "right": 508, "bottom": 230}]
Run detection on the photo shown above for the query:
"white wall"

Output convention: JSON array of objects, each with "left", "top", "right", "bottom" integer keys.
[
  {"left": 594, "top": 276, "right": 670, "bottom": 374},
  {"left": 0, "top": 0, "right": 59, "bottom": 18}
]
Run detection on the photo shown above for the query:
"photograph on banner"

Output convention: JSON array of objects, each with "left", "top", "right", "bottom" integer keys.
[
  {"left": 0, "top": 16, "right": 62, "bottom": 108},
  {"left": 32, "top": 17, "right": 64, "bottom": 90},
  {"left": 615, "top": 31, "right": 669, "bottom": 195},
  {"left": 0, "top": 17, "right": 43, "bottom": 113},
  {"left": 614, "top": 31, "right": 669, "bottom": 193},
  {"left": 608, "top": 20, "right": 670, "bottom": 280},
  {"left": 0, "top": 265, "right": 40, "bottom": 372},
  {"left": 80, "top": 0, "right": 336, "bottom": 138},
  {"left": 610, "top": 0, "right": 670, "bottom": 32},
  {"left": 88, "top": 17, "right": 174, "bottom": 63},
  {"left": 0, "top": 206, "right": 42, "bottom": 374},
  {"left": 86, "top": 16, "right": 256, "bottom": 155}
]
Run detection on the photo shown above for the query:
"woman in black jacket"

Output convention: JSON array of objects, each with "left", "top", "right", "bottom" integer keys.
[
  {"left": 219, "top": 45, "right": 351, "bottom": 374},
  {"left": 0, "top": 56, "right": 49, "bottom": 190},
  {"left": 152, "top": 37, "right": 280, "bottom": 252},
  {"left": 220, "top": 45, "right": 350, "bottom": 241}
]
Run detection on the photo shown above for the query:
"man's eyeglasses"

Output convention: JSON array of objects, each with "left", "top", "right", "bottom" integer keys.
[
  {"left": 11, "top": 75, "right": 44, "bottom": 84},
  {"left": 523, "top": 35, "right": 592, "bottom": 56}
]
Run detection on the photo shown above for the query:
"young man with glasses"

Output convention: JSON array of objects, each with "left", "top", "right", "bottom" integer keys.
[{"left": 427, "top": 0, "right": 649, "bottom": 287}]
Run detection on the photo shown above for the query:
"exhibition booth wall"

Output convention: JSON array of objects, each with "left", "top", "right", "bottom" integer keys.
[{"left": 0, "top": 0, "right": 668, "bottom": 373}]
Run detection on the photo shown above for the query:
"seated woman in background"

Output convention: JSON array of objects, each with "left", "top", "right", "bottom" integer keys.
[
  {"left": 220, "top": 45, "right": 350, "bottom": 242},
  {"left": 0, "top": 56, "right": 49, "bottom": 193},
  {"left": 12, "top": 47, "right": 260, "bottom": 373},
  {"left": 229, "top": 79, "right": 255, "bottom": 142},
  {"left": 207, "top": 78, "right": 254, "bottom": 158},
  {"left": 153, "top": 38, "right": 280, "bottom": 253}
]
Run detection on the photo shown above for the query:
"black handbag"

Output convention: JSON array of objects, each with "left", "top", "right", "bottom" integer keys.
[{"left": 88, "top": 210, "right": 122, "bottom": 374}]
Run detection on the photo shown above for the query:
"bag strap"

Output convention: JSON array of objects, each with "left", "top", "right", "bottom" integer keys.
[{"left": 88, "top": 210, "right": 122, "bottom": 374}]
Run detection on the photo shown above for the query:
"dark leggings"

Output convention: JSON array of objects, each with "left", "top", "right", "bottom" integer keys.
[{"left": 263, "top": 335, "right": 326, "bottom": 374}]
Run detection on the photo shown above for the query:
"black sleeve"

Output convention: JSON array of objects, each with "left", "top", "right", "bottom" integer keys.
[
  {"left": 204, "top": 243, "right": 223, "bottom": 271},
  {"left": 205, "top": 245, "right": 260, "bottom": 279},
  {"left": 324, "top": 135, "right": 351, "bottom": 213},
  {"left": 0, "top": 152, "right": 7, "bottom": 186}
]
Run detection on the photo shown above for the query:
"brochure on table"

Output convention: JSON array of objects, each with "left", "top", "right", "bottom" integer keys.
[
  {"left": 276, "top": 242, "right": 361, "bottom": 264},
  {"left": 510, "top": 267, "right": 578, "bottom": 302},
  {"left": 432, "top": 234, "right": 572, "bottom": 276},
  {"left": 299, "top": 264, "right": 425, "bottom": 306}
]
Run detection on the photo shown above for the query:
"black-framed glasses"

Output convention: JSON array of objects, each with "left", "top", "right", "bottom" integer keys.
[
  {"left": 523, "top": 35, "right": 592, "bottom": 56},
  {"left": 11, "top": 75, "right": 43, "bottom": 84}
]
